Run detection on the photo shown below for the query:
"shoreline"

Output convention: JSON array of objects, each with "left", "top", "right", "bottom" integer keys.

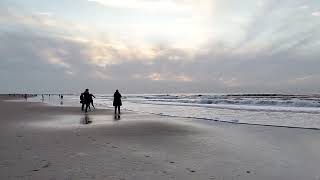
[
  {"left": 13, "top": 94, "right": 320, "bottom": 131},
  {"left": 1, "top": 97, "right": 320, "bottom": 179}
]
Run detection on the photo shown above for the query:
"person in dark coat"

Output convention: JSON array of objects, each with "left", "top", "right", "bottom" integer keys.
[
  {"left": 80, "top": 93, "right": 85, "bottom": 111},
  {"left": 82, "top": 89, "right": 91, "bottom": 112},
  {"left": 113, "top": 89, "right": 122, "bottom": 115}
]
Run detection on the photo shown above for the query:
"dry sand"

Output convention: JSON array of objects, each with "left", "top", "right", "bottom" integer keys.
[{"left": 1, "top": 95, "right": 320, "bottom": 180}]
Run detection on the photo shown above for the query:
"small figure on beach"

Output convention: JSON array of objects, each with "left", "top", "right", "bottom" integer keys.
[
  {"left": 113, "top": 89, "right": 122, "bottom": 115},
  {"left": 89, "top": 93, "right": 95, "bottom": 109}
]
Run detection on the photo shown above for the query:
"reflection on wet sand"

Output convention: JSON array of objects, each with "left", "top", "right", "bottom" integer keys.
[
  {"left": 81, "top": 113, "right": 92, "bottom": 125},
  {"left": 114, "top": 115, "right": 121, "bottom": 121}
]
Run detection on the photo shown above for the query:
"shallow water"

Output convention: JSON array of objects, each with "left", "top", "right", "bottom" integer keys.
[{"left": 29, "top": 93, "right": 320, "bottom": 129}]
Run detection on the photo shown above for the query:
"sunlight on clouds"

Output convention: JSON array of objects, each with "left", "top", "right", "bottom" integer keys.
[
  {"left": 175, "top": 75, "right": 193, "bottom": 82},
  {"left": 148, "top": 73, "right": 193, "bottom": 82},
  {"left": 149, "top": 73, "right": 162, "bottom": 81},
  {"left": 33, "top": 12, "right": 53, "bottom": 17},
  {"left": 44, "top": 50, "right": 71, "bottom": 69},
  {"left": 1, "top": 10, "right": 160, "bottom": 67},
  {"left": 1, "top": 0, "right": 320, "bottom": 92},
  {"left": 22, "top": 0, "right": 215, "bottom": 58},
  {"left": 87, "top": 0, "right": 192, "bottom": 12},
  {"left": 92, "top": 71, "right": 111, "bottom": 79},
  {"left": 86, "top": 0, "right": 216, "bottom": 50},
  {"left": 86, "top": 41, "right": 158, "bottom": 66}
]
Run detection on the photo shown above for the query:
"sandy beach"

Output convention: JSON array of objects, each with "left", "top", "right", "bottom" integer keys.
[{"left": 1, "top": 95, "right": 320, "bottom": 180}]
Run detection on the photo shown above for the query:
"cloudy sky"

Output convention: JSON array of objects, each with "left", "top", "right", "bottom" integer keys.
[{"left": 0, "top": 0, "right": 319, "bottom": 94}]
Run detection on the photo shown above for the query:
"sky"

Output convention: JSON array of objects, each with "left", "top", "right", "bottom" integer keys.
[{"left": 0, "top": 0, "right": 320, "bottom": 94}]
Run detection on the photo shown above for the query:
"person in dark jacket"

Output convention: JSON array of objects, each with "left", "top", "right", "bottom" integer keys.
[
  {"left": 113, "top": 89, "right": 122, "bottom": 115},
  {"left": 80, "top": 93, "right": 85, "bottom": 111},
  {"left": 82, "top": 89, "right": 91, "bottom": 112}
]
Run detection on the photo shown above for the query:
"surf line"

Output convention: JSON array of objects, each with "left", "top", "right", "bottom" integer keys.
[{"left": 143, "top": 111, "right": 320, "bottom": 131}]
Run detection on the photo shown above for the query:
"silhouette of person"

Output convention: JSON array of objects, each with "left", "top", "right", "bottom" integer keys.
[
  {"left": 80, "top": 92, "right": 85, "bottom": 111},
  {"left": 113, "top": 89, "right": 122, "bottom": 115},
  {"left": 81, "top": 113, "right": 92, "bottom": 124},
  {"left": 89, "top": 93, "right": 95, "bottom": 109},
  {"left": 83, "top": 89, "right": 91, "bottom": 112}
]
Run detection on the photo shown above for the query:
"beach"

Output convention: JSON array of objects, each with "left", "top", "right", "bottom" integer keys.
[{"left": 1, "top": 95, "right": 320, "bottom": 180}]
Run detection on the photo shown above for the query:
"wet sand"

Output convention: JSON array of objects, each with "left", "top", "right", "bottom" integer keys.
[{"left": 1, "top": 96, "right": 320, "bottom": 180}]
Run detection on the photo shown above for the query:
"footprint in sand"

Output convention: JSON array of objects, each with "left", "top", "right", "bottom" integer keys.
[
  {"left": 42, "top": 162, "right": 51, "bottom": 168},
  {"left": 31, "top": 160, "right": 51, "bottom": 172},
  {"left": 186, "top": 168, "right": 196, "bottom": 173},
  {"left": 88, "top": 137, "right": 96, "bottom": 141}
]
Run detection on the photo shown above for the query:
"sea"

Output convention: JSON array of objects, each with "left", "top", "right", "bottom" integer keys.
[{"left": 29, "top": 93, "right": 320, "bottom": 129}]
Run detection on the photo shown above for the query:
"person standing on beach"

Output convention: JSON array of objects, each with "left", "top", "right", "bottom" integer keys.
[
  {"left": 80, "top": 92, "right": 85, "bottom": 111},
  {"left": 113, "top": 89, "right": 122, "bottom": 115},
  {"left": 89, "top": 93, "right": 96, "bottom": 109},
  {"left": 82, "top": 89, "right": 91, "bottom": 112}
]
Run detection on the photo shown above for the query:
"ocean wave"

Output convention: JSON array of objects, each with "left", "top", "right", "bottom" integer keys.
[
  {"left": 128, "top": 100, "right": 320, "bottom": 113},
  {"left": 132, "top": 94, "right": 320, "bottom": 108}
]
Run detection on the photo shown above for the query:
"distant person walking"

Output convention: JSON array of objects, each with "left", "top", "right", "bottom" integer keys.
[{"left": 113, "top": 89, "right": 122, "bottom": 115}]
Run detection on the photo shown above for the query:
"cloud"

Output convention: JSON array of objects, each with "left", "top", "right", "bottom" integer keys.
[
  {"left": 33, "top": 12, "right": 53, "bottom": 17},
  {"left": 87, "top": 0, "right": 192, "bottom": 12},
  {"left": 0, "top": 0, "right": 320, "bottom": 93},
  {"left": 312, "top": 11, "right": 320, "bottom": 16},
  {"left": 299, "top": 5, "right": 309, "bottom": 9}
]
